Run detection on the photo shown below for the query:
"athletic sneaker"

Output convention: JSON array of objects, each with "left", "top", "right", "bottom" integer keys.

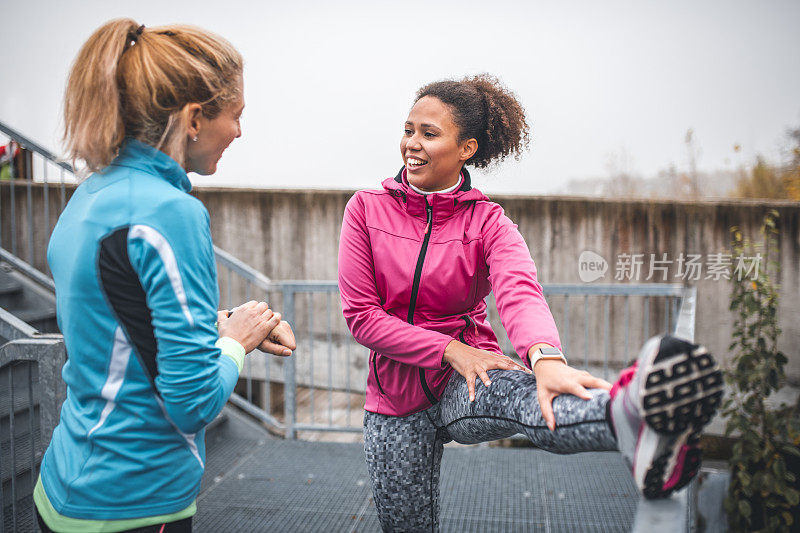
[{"left": 609, "top": 335, "right": 724, "bottom": 499}]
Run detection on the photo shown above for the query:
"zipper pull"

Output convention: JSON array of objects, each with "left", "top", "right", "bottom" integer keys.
[
  {"left": 465, "top": 315, "right": 478, "bottom": 337},
  {"left": 424, "top": 202, "right": 432, "bottom": 235}
]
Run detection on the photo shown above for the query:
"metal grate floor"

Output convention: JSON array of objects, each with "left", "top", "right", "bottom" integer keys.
[{"left": 197, "top": 408, "right": 638, "bottom": 532}]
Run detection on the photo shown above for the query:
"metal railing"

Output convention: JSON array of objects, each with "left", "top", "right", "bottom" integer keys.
[
  {"left": 0, "top": 123, "right": 76, "bottom": 273},
  {"left": 214, "top": 273, "right": 695, "bottom": 438}
]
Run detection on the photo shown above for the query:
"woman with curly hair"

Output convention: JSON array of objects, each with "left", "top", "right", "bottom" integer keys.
[{"left": 338, "top": 74, "right": 723, "bottom": 531}]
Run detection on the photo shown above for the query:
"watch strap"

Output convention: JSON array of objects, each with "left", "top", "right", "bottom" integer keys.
[{"left": 530, "top": 346, "right": 567, "bottom": 368}]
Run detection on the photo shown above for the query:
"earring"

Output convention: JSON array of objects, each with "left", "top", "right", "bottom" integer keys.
[{"left": 193, "top": 136, "right": 198, "bottom": 142}]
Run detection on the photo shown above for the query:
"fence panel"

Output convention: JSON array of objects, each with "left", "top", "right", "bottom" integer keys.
[{"left": 221, "top": 280, "right": 693, "bottom": 438}]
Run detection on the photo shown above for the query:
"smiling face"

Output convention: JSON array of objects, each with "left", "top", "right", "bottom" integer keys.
[
  {"left": 400, "top": 96, "right": 477, "bottom": 192},
  {"left": 184, "top": 76, "right": 244, "bottom": 176}
]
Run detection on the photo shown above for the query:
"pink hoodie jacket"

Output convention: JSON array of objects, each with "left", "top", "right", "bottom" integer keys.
[{"left": 338, "top": 169, "right": 561, "bottom": 416}]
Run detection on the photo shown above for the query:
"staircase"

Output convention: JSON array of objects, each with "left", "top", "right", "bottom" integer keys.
[
  {"left": 0, "top": 250, "right": 233, "bottom": 533},
  {"left": 0, "top": 264, "right": 58, "bottom": 337}
]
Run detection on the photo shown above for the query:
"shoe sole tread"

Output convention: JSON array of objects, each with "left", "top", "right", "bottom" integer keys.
[
  {"left": 639, "top": 343, "right": 722, "bottom": 499},
  {"left": 641, "top": 346, "right": 723, "bottom": 435}
]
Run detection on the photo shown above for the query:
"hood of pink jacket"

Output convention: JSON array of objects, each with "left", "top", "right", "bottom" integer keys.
[
  {"left": 338, "top": 168, "right": 560, "bottom": 416},
  {"left": 380, "top": 168, "right": 490, "bottom": 220}
]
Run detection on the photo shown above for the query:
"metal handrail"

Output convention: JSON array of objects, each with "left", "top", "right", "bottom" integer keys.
[
  {"left": 213, "top": 245, "right": 272, "bottom": 288},
  {"left": 543, "top": 283, "right": 686, "bottom": 296},
  {"left": 0, "top": 307, "right": 39, "bottom": 342},
  {"left": 253, "top": 280, "right": 688, "bottom": 296},
  {"left": 0, "top": 247, "right": 56, "bottom": 292},
  {"left": 0, "top": 120, "right": 73, "bottom": 172}
]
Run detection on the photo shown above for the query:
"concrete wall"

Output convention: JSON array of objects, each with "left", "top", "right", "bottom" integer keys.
[
  {"left": 3, "top": 181, "right": 799, "bottom": 383},
  {"left": 194, "top": 186, "right": 800, "bottom": 383}
]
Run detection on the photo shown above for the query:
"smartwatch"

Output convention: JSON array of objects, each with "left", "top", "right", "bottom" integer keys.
[{"left": 529, "top": 346, "right": 567, "bottom": 368}]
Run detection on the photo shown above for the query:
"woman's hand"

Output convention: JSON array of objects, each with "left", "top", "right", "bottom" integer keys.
[
  {"left": 443, "top": 340, "right": 531, "bottom": 402},
  {"left": 217, "top": 301, "right": 280, "bottom": 353},
  {"left": 532, "top": 357, "right": 612, "bottom": 431},
  {"left": 258, "top": 320, "right": 296, "bottom": 357}
]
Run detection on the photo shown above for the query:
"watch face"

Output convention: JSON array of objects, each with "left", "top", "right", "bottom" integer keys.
[{"left": 540, "top": 347, "right": 562, "bottom": 356}]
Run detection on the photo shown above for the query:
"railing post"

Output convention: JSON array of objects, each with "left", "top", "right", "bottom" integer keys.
[
  {"left": 26, "top": 160, "right": 34, "bottom": 266},
  {"left": 10, "top": 168, "right": 16, "bottom": 256},
  {"left": 631, "top": 285, "right": 699, "bottom": 533},
  {"left": 282, "top": 285, "right": 297, "bottom": 439},
  {"left": 0, "top": 335, "right": 66, "bottom": 532},
  {"left": 0, "top": 338, "right": 68, "bottom": 446},
  {"left": 674, "top": 286, "right": 697, "bottom": 341}
]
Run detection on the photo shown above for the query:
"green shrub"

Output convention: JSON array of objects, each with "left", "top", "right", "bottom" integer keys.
[{"left": 723, "top": 210, "right": 800, "bottom": 532}]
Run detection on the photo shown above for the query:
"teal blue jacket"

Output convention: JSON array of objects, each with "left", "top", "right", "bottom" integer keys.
[{"left": 41, "top": 139, "right": 241, "bottom": 519}]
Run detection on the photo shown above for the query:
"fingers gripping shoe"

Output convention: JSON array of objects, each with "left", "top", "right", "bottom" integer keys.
[{"left": 609, "top": 335, "right": 724, "bottom": 499}]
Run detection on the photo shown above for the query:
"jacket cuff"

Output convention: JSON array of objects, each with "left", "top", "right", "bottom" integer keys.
[
  {"left": 437, "top": 337, "right": 456, "bottom": 368},
  {"left": 217, "top": 337, "right": 246, "bottom": 373}
]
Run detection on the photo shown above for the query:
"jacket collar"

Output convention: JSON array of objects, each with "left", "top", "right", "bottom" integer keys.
[
  {"left": 382, "top": 167, "right": 488, "bottom": 221},
  {"left": 392, "top": 166, "right": 474, "bottom": 193},
  {"left": 105, "top": 138, "right": 192, "bottom": 193}
]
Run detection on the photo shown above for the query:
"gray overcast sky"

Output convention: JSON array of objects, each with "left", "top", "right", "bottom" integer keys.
[{"left": 2, "top": 0, "right": 799, "bottom": 194}]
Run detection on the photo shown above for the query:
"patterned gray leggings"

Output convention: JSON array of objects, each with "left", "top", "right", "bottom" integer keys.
[{"left": 363, "top": 369, "right": 617, "bottom": 532}]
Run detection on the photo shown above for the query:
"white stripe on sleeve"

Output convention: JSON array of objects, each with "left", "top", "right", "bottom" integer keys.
[{"left": 129, "top": 224, "right": 195, "bottom": 327}]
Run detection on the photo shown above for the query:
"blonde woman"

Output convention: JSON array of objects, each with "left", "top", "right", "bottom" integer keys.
[{"left": 35, "top": 19, "right": 293, "bottom": 533}]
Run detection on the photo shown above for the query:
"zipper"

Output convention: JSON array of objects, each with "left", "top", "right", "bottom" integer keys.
[
  {"left": 459, "top": 315, "right": 477, "bottom": 345},
  {"left": 371, "top": 350, "right": 386, "bottom": 395},
  {"left": 408, "top": 199, "right": 438, "bottom": 405},
  {"left": 407, "top": 200, "right": 433, "bottom": 323}
]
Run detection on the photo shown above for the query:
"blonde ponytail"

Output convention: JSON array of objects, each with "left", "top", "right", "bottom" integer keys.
[
  {"left": 63, "top": 19, "right": 137, "bottom": 173},
  {"left": 63, "top": 18, "right": 243, "bottom": 172}
]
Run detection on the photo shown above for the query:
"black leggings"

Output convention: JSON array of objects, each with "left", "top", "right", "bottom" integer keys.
[
  {"left": 35, "top": 508, "right": 192, "bottom": 533},
  {"left": 364, "top": 369, "right": 617, "bottom": 532}
]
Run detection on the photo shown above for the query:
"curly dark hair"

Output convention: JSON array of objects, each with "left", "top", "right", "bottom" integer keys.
[{"left": 415, "top": 74, "right": 530, "bottom": 169}]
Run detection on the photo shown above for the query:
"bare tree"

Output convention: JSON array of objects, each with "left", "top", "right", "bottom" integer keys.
[
  {"left": 683, "top": 129, "right": 702, "bottom": 199},
  {"left": 603, "top": 147, "right": 640, "bottom": 198}
]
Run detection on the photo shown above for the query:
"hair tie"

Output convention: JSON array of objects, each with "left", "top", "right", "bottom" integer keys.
[{"left": 129, "top": 24, "right": 145, "bottom": 44}]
